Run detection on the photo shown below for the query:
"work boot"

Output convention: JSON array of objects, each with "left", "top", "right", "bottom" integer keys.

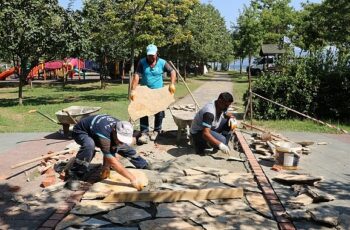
[
  {"left": 149, "top": 131, "right": 160, "bottom": 141},
  {"left": 138, "top": 133, "right": 149, "bottom": 144}
]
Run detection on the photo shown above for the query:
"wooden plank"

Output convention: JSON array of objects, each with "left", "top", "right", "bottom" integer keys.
[
  {"left": 128, "top": 86, "right": 175, "bottom": 121},
  {"left": 102, "top": 187, "right": 243, "bottom": 203},
  {"left": 11, "top": 149, "right": 72, "bottom": 169}
]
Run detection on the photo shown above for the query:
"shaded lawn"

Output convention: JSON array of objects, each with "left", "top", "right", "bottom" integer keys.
[{"left": 0, "top": 77, "right": 204, "bottom": 132}]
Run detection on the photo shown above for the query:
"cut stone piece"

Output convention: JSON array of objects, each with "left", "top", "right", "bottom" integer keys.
[
  {"left": 139, "top": 218, "right": 202, "bottom": 230},
  {"left": 308, "top": 208, "right": 339, "bottom": 226},
  {"left": 83, "top": 169, "right": 149, "bottom": 200},
  {"left": 71, "top": 200, "right": 124, "bottom": 215},
  {"left": 305, "top": 186, "right": 335, "bottom": 202},
  {"left": 288, "top": 194, "right": 313, "bottom": 206},
  {"left": 295, "top": 141, "right": 314, "bottom": 147},
  {"left": 246, "top": 193, "right": 272, "bottom": 218},
  {"left": 284, "top": 209, "right": 311, "bottom": 220},
  {"left": 55, "top": 214, "right": 89, "bottom": 230},
  {"left": 128, "top": 86, "right": 175, "bottom": 121},
  {"left": 159, "top": 183, "right": 193, "bottom": 191},
  {"left": 272, "top": 173, "right": 323, "bottom": 185},
  {"left": 103, "top": 206, "right": 151, "bottom": 224},
  {"left": 156, "top": 201, "right": 206, "bottom": 218},
  {"left": 204, "top": 199, "right": 250, "bottom": 216}
]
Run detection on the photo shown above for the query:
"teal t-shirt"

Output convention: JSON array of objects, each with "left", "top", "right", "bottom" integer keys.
[{"left": 137, "top": 58, "right": 167, "bottom": 89}]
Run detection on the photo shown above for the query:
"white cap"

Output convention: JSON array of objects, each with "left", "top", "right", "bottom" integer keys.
[{"left": 116, "top": 121, "right": 133, "bottom": 145}]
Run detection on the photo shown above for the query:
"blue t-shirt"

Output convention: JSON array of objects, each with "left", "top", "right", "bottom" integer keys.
[
  {"left": 136, "top": 57, "right": 172, "bottom": 89},
  {"left": 73, "top": 114, "right": 118, "bottom": 157}
]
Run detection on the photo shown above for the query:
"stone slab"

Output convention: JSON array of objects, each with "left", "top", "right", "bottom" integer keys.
[
  {"left": 71, "top": 199, "right": 124, "bottom": 215},
  {"left": 139, "top": 218, "right": 202, "bottom": 230},
  {"left": 128, "top": 86, "right": 175, "bottom": 121},
  {"left": 156, "top": 201, "right": 206, "bottom": 218},
  {"left": 103, "top": 206, "right": 151, "bottom": 224}
]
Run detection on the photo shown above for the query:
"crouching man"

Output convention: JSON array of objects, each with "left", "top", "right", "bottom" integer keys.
[
  {"left": 66, "top": 114, "right": 149, "bottom": 190},
  {"left": 190, "top": 92, "right": 236, "bottom": 155}
]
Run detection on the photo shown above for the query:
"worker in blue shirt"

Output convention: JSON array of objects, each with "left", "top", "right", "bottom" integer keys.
[
  {"left": 66, "top": 114, "right": 149, "bottom": 190},
  {"left": 130, "top": 44, "right": 176, "bottom": 144}
]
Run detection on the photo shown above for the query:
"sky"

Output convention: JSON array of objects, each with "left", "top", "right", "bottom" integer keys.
[{"left": 58, "top": 0, "right": 322, "bottom": 29}]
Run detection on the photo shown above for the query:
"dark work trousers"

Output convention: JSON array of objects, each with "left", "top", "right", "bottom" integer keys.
[
  {"left": 71, "top": 132, "right": 147, "bottom": 176},
  {"left": 191, "top": 128, "right": 232, "bottom": 155},
  {"left": 140, "top": 111, "right": 165, "bottom": 133}
]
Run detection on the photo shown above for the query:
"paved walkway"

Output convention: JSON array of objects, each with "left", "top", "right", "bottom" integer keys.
[{"left": 1, "top": 72, "right": 348, "bottom": 229}]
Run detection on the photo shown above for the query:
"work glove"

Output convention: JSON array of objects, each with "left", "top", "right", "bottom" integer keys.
[
  {"left": 130, "top": 90, "right": 136, "bottom": 101},
  {"left": 218, "top": 142, "right": 230, "bottom": 155},
  {"left": 130, "top": 178, "right": 144, "bottom": 191},
  {"left": 168, "top": 83, "right": 176, "bottom": 94},
  {"left": 228, "top": 117, "right": 238, "bottom": 130},
  {"left": 100, "top": 167, "right": 110, "bottom": 180}
]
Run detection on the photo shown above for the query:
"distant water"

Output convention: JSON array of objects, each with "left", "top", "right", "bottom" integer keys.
[{"left": 229, "top": 59, "right": 249, "bottom": 72}]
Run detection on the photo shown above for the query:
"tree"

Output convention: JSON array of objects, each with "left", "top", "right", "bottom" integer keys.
[
  {"left": 236, "top": 4, "right": 263, "bottom": 121},
  {"left": 0, "top": 0, "right": 71, "bottom": 105},
  {"left": 185, "top": 3, "right": 233, "bottom": 72},
  {"left": 251, "top": 0, "right": 296, "bottom": 45}
]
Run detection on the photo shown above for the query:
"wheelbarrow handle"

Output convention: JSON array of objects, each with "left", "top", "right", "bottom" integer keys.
[
  {"left": 62, "top": 110, "right": 77, "bottom": 124},
  {"left": 29, "top": 110, "right": 58, "bottom": 124}
]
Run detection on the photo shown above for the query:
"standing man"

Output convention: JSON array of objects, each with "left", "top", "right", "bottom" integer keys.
[
  {"left": 66, "top": 114, "right": 149, "bottom": 190},
  {"left": 130, "top": 44, "right": 176, "bottom": 144},
  {"left": 190, "top": 92, "right": 236, "bottom": 155}
]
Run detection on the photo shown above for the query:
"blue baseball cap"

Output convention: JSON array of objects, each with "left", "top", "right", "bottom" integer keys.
[{"left": 146, "top": 44, "right": 158, "bottom": 55}]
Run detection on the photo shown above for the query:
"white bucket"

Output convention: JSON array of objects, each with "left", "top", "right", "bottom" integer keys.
[{"left": 283, "top": 153, "right": 294, "bottom": 167}]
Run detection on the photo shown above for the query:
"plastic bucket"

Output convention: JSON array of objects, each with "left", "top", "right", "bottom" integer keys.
[{"left": 283, "top": 153, "right": 294, "bottom": 167}]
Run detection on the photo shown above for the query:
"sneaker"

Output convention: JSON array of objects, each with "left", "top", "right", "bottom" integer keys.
[
  {"left": 138, "top": 133, "right": 149, "bottom": 144},
  {"left": 149, "top": 131, "right": 159, "bottom": 141}
]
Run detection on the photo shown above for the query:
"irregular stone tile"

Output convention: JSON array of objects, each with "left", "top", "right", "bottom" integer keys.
[
  {"left": 288, "top": 194, "right": 313, "bottom": 206},
  {"left": 77, "top": 218, "right": 110, "bottom": 227},
  {"left": 71, "top": 200, "right": 124, "bottom": 215},
  {"left": 308, "top": 208, "right": 339, "bottom": 226},
  {"left": 139, "top": 218, "right": 202, "bottom": 230},
  {"left": 156, "top": 201, "right": 206, "bottom": 218},
  {"left": 99, "top": 228, "right": 138, "bottom": 230},
  {"left": 189, "top": 200, "right": 211, "bottom": 208},
  {"left": 220, "top": 173, "right": 260, "bottom": 193},
  {"left": 202, "top": 181, "right": 231, "bottom": 189},
  {"left": 183, "top": 168, "right": 205, "bottom": 176},
  {"left": 173, "top": 174, "right": 218, "bottom": 189},
  {"left": 55, "top": 214, "right": 89, "bottom": 230},
  {"left": 305, "top": 186, "right": 335, "bottom": 202},
  {"left": 132, "top": 201, "right": 151, "bottom": 208},
  {"left": 191, "top": 212, "right": 277, "bottom": 230},
  {"left": 159, "top": 183, "right": 192, "bottom": 190},
  {"left": 272, "top": 173, "right": 323, "bottom": 185},
  {"left": 283, "top": 209, "right": 311, "bottom": 221},
  {"left": 338, "top": 214, "right": 350, "bottom": 230},
  {"left": 191, "top": 166, "right": 230, "bottom": 177},
  {"left": 246, "top": 193, "right": 272, "bottom": 218},
  {"left": 103, "top": 206, "right": 151, "bottom": 224},
  {"left": 204, "top": 199, "right": 250, "bottom": 217}
]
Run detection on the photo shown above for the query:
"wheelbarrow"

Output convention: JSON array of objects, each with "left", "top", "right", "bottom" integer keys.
[
  {"left": 29, "top": 106, "right": 101, "bottom": 137},
  {"left": 169, "top": 104, "right": 196, "bottom": 143}
]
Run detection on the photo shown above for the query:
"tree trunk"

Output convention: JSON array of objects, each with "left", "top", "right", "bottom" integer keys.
[
  {"left": 248, "top": 53, "right": 253, "bottom": 126},
  {"left": 239, "top": 57, "right": 243, "bottom": 74}
]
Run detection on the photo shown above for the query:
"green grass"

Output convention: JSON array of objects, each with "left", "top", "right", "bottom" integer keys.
[
  {"left": 228, "top": 71, "right": 350, "bottom": 133},
  {"left": 0, "top": 77, "right": 205, "bottom": 132}
]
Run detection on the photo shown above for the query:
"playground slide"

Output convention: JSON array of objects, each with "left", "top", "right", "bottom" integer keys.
[{"left": 0, "top": 67, "right": 16, "bottom": 80}]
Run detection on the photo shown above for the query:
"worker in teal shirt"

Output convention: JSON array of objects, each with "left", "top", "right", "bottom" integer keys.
[{"left": 131, "top": 44, "right": 176, "bottom": 144}]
